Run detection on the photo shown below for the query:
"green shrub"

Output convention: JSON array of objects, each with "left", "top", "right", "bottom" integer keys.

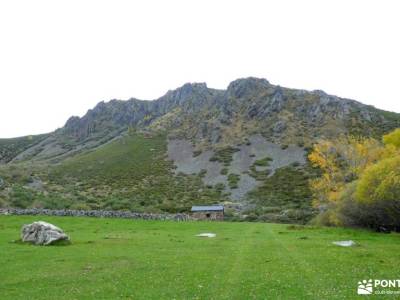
[
  {"left": 281, "top": 144, "right": 288, "bottom": 150},
  {"left": 220, "top": 168, "right": 228, "bottom": 175},
  {"left": 193, "top": 150, "right": 202, "bottom": 157},
  {"left": 253, "top": 157, "right": 272, "bottom": 167},
  {"left": 214, "top": 183, "right": 225, "bottom": 191},
  {"left": 10, "top": 186, "right": 35, "bottom": 208},
  {"left": 228, "top": 173, "right": 240, "bottom": 189},
  {"left": 209, "top": 147, "right": 240, "bottom": 166}
]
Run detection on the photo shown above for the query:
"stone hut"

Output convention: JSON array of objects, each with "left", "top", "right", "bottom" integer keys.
[{"left": 191, "top": 205, "right": 224, "bottom": 221}]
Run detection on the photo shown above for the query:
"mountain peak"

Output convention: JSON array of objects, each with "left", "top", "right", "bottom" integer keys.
[
  {"left": 47, "top": 76, "right": 400, "bottom": 146},
  {"left": 181, "top": 82, "right": 208, "bottom": 90},
  {"left": 227, "top": 77, "right": 271, "bottom": 98},
  {"left": 163, "top": 82, "right": 208, "bottom": 99},
  {"left": 228, "top": 77, "right": 270, "bottom": 86}
]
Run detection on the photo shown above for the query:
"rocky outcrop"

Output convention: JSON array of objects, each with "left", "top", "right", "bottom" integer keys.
[
  {"left": 2, "top": 77, "right": 400, "bottom": 164},
  {"left": 226, "top": 77, "right": 270, "bottom": 99},
  {"left": 62, "top": 83, "right": 220, "bottom": 141},
  {"left": 59, "top": 77, "right": 399, "bottom": 144},
  {"left": 63, "top": 99, "right": 155, "bottom": 140},
  {"left": 21, "top": 221, "right": 69, "bottom": 245}
]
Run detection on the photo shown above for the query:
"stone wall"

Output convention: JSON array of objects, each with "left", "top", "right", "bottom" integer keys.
[
  {"left": 0, "top": 208, "right": 191, "bottom": 221},
  {"left": 192, "top": 211, "right": 224, "bottom": 221}
]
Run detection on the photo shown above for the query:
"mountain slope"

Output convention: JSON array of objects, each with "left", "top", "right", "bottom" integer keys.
[
  {"left": 0, "top": 134, "right": 49, "bottom": 163},
  {"left": 1, "top": 77, "right": 399, "bottom": 222},
  {"left": 5, "top": 77, "right": 399, "bottom": 164}
]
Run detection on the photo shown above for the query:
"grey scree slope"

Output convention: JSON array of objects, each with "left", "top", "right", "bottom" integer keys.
[{"left": 167, "top": 134, "right": 306, "bottom": 201}]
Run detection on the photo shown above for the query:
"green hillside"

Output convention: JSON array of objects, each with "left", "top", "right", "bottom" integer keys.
[
  {"left": 0, "top": 134, "right": 49, "bottom": 163},
  {"left": 52, "top": 133, "right": 169, "bottom": 187},
  {"left": 0, "top": 133, "right": 225, "bottom": 212},
  {"left": 0, "top": 132, "right": 316, "bottom": 222}
]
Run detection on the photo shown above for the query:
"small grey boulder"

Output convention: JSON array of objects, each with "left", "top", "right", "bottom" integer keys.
[{"left": 21, "top": 221, "right": 69, "bottom": 245}]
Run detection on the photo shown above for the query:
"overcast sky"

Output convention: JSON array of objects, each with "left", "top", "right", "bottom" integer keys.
[{"left": 0, "top": 0, "right": 399, "bottom": 138}]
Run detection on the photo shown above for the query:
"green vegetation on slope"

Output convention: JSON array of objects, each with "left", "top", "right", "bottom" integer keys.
[
  {"left": 1, "top": 216, "right": 399, "bottom": 299},
  {"left": 0, "top": 133, "right": 317, "bottom": 224},
  {"left": 253, "top": 156, "right": 272, "bottom": 167},
  {"left": 52, "top": 133, "right": 168, "bottom": 187},
  {"left": 342, "top": 107, "right": 400, "bottom": 139},
  {"left": 1, "top": 134, "right": 227, "bottom": 212},
  {"left": 247, "top": 165, "right": 319, "bottom": 223},
  {"left": 227, "top": 173, "right": 240, "bottom": 189},
  {"left": 209, "top": 146, "right": 240, "bottom": 166},
  {"left": 0, "top": 134, "right": 49, "bottom": 163}
]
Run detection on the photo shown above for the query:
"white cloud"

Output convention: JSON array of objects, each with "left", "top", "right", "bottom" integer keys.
[{"left": 0, "top": 0, "right": 399, "bottom": 137}]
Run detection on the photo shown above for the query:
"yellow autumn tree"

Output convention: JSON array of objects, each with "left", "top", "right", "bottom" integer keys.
[
  {"left": 355, "top": 155, "right": 400, "bottom": 228},
  {"left": 356, "top": 156, "right": 400, "bottom": 204},
  {"left": 309, "top": 128, "right": 400, "bottom": 228},
  {"left": 383, "top": 128, "right": 400, "bottom": 149},
  {"left": 308, "top": 135, "right": 388, "bottom": 225},
  {"left": 308, "top": 136, "right": 382, "bottom": 207}
]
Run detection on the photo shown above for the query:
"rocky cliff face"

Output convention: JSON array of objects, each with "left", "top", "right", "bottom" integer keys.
[
  {"left": 62, "top": 99, "right": 154, "bottom": 140},
  {"left": 3, "top": 77, "right": 398, "bottom": 164},
  {"left": 60, "top": 77, "right": 399, "bottom": 146}
]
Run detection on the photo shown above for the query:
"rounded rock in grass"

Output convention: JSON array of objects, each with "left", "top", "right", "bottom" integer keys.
[{"left": 21, "top": 221, "right": 70, "bottom": 246}]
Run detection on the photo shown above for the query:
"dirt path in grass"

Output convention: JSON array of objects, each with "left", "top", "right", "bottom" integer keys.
[
  {"left": 215, "top": 225, "right": 323, "bottom": 299},
  {"left": 214, "top": 225, "right": 259, "bottom": 299},
  {"left": 266, "top": 226, "right": 319, "bottom": 299}
]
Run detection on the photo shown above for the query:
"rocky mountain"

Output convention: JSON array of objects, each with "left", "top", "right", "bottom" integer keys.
[
  {"left": 61, "top": 77, "right": 399, "bottom": 146},
  {"left": 0, "top": 77, "right": 399, "bottom": 222}
]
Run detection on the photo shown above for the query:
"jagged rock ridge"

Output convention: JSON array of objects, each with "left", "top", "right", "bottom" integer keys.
[{"left": 14, "top": 77, "right": 399, "bottom": 163}]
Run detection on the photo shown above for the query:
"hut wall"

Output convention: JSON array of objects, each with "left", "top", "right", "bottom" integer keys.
[{"left": 192, "top": 211, "right": 224, "bottom": 221}]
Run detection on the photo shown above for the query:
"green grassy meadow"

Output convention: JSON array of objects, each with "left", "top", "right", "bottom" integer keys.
[{"left": 1, "top": 216, "right": 399, "bottom": 299}]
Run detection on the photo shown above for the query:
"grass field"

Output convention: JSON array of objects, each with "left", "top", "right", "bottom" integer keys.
[{"left": 1, "top": 216, "right": 399, "bottom": 299}]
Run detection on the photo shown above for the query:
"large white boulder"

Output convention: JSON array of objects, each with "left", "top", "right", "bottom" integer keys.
[{"left": 21, "top": 221, "right": 69, "bottom": 245}]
